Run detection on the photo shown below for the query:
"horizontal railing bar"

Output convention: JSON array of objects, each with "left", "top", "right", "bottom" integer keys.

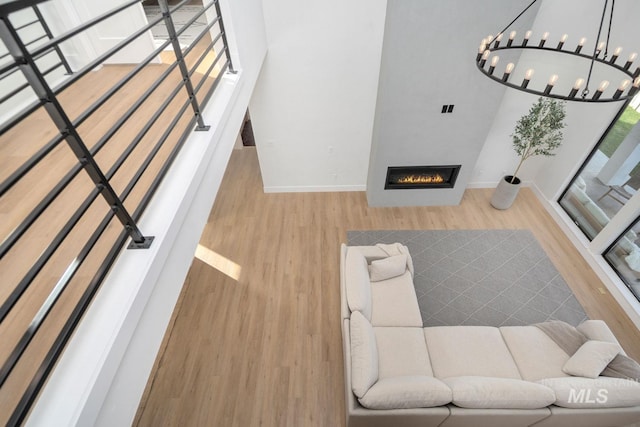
[
  {"left": 106, "top": 75, "right": 191, "bottom": 180},
  {"left": 15, "top": 19, "right": 39, "bottom": 31},
  {"left": 0, "top": 56, "right": 60, "bottom": 99},
  {"left": 182, "top": 18, "right": 220, "bottom": 58},
  {"left": 0, "top": 162, "right": 83, "bottom": 258},
  {"left": 194, "top": 49, "right": 226, "bottom": 93},
  {"left": 9, "top": 223, "right": 129, "bottom": 427},
  {"left": 0, "top": 203, "right": 112, "bottom": 389},
  {"left": 51, "top": 14, "right": 166, "bottom": 95},
  {"left": 186, "top": 31, "right": 223, "bottom": 72},
  {"left": 29, "top": 0, "right": 141, "bottom": 58},
  {"left": 0, "top": 80, "right": 29, "bottom": 104},
  {"left": 201, "top": 61, "right": 229, "bottom": 106},
  {"left": 24, "top": 34, "right": 47, "bottom": 48},
  {"left": 0, "top": 0, "right": 47, "bottom": 15},
  {"left": 0, "top": 135, "right": 64, "bottom": 197},
  {"left": 71, "top": 37, "right": 175, "bottom": 127},
  {"left": 0, "top": 59, "right": 18, "bottom": 77},
  {"left": 0, "top": 186, "right": 100, "bottom": 323},
  {"left": 0, "top": 98, "right": 42, "bottom": 136},
  {"left": 120, "top": 103, "right": 198, "bottom": 237}
]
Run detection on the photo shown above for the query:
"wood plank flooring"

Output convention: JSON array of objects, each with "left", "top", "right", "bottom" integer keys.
[{"left": 135, "top": 147, "right": 640, "bottom": 427}]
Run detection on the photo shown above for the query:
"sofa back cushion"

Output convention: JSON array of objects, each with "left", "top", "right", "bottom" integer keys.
[
  {"left": 350, "top": 311, "right": 378, "bottom": 398},
  {"left": 424, "top": 326, "right": 521, "bottom": 379},
  {"left": 345, "top": 248, "right": 372, "bottom": 320},
  {"left": 443, "top": 376, "right": 556, "bottom": 409},
  {"left": 577, "top": 320, "right": 627, "bottom": 356},
  {"left": 500, "top": 326, "right": 570, "bottom": 381},
  {"left": 374, "top": 326, "right": 434, "bottom": 378}
]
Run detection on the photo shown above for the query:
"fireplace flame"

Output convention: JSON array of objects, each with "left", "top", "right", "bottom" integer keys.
[{"left": 397, "top": 174, "right": 445, "bottom": 184}]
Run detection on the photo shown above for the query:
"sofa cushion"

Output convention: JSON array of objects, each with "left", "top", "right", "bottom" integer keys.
[
  {"left": 423, "top": 326, "right": 521, "bottom": 379},
  {"left": 350, "top": 311, "right": 378, "bottom": 398},
  {"left": 358, "top": 376, "right": 452, "bottom": 409},
  {"left": 538, "top": 377, "right": 640, "bottom": 408},
  {"left": 500, "top": 326, "right": 571, "bottom": 381},
  {"left": 370, "top": 271, "right": 423, "bottom": 327},
  {"left": 562, "top": 340, "right": 621, "bottom": 379},
  {"left": 368, "top": 254, "right": 407, "bottom": 282},
  {"left": 374, "top": 327, "right": 434, "bottom": 378},
  {"left": 345, "top": 248, "right": 372, "bottom": 320},
  {"left": 577, "top": 320, "right": 627, "bottom": 356},
  {"left": 443, "top": 376, "right": 556, "bottom": 409}
]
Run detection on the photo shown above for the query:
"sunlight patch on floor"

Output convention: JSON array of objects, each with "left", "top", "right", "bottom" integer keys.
[{"left": 194, "top": 244, "right": 241, "bottom": 280}]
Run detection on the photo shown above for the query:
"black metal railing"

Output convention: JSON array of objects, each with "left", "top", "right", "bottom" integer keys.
[{"left": 0, "top": 0, "right": 234, "bottom": 424}]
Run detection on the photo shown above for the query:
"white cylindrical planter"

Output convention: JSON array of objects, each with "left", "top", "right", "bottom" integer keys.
[{"left": 491, "top": 175, "right": 521, "bottom": 209}]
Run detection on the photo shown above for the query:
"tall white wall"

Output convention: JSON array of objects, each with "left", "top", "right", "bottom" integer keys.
[{"left": 249, "top": 0, "right": 387, "bottom": 192}]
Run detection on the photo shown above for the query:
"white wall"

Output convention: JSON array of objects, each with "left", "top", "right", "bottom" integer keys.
[
  {"left": 25, "top": 0, "right": 267, "bottom": 425},
  {"left": 249, "top": 0, "right": 387, "bottom": 192}
]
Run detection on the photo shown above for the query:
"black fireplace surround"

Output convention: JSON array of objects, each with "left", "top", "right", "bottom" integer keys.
[{"left": 385, "top": 165, "right": 461, "bottom": 189}]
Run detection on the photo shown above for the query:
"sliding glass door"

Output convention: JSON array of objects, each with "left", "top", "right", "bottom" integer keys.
[{"left": 559, "top": 97, "right": 640, "bottom": 240}]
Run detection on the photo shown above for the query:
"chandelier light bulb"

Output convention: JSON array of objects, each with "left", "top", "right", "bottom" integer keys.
[
  {"left": 494, "top": 33, "right": 503, "bottom": 48},
  {"left": 624, "top": 52, "right": 638, "bottom": 70},
  {"left": 522, "top": 68, "right": 534, "bottom": 88},
  {"left": 539, "top": 31, "right": 549, "bottom": 47},
  {"left": 479, "top": 49, "right": 490, "bottom": 67},
  {"left": 508, "top": 30, "right": 516, "bottom": 47},
  {"left": 619, "top": 79, "right": 630, "bottom": 91},
  {"left": 596, "top": 41, "right": 606, "bottom": 56},
  {"left": 614, "top": 79, "right": 631, "bottom": 99},
  {"left": 633, "top": 77, "right": 640, "bottom": 88},
  {"left": 558, "top": 34, "right": 568, "bottom": 49},
  {"left": 611, "top": 46, "right": 623, "bottom": 63},
  {"left": 598, "top": 80, "right": 610, "bottom": 91},
  {"left": 489, "top": 55, "right": 499, "bottom": 75},
  {"left": 523, "top": 30, "right": 532, "bottom": 46},
  {"left": 569, "top": 78, "right": 584, "bottom": 98},
  {"left": 502, "top": 62, "right": 515, "bottom": 82},
  {"left": 576, "top": 37, "right": 586, "bottom": 53},
  {"left": 544, "top": 74, "right": 558, "bottom": 95}
]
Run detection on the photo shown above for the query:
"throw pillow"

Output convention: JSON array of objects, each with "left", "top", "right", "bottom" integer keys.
[
  {"left": 368, "top": 254, "right": 407, "bottom": 282},
  {"left": 562, "top": 340, "right": 621, "bottom": 378}
]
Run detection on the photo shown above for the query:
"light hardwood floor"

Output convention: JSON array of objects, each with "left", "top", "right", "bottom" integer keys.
[{"left": 134, "top": 146, "right": 640, "bottom": 426}]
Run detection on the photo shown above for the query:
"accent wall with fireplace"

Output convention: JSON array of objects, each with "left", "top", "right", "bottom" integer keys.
[{"left": 365, "top": 0, "right": 538, "bottom": 207}]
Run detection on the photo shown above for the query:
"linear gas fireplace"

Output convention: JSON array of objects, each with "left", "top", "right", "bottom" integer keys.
[{"left": 385, "top": 165, "right": 461, "bottom": 189}]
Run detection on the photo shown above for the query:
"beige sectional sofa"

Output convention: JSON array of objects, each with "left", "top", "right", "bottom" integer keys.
[{"left": 340, "top": 244, "right": 640, "bottom": 427}]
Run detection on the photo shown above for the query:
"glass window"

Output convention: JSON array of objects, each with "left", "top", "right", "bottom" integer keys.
[
  {"left": 559, "top": 96, "right": 640, "bottom": 240},
  {"left": 603, "top": 220, "right": 640, "bottom": 303}
]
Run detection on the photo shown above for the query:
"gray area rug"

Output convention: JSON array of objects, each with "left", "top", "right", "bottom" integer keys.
[{"left": 347, "top": 229, "right": 588, "bottom": 327}]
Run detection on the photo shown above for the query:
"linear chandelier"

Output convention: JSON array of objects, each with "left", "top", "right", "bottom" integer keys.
[{"left": 476, "top": 0, "right": 640, "bottom": 103}]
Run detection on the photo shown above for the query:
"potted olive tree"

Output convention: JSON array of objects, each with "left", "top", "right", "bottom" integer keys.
[{"left": 491, "top": 97, "right": 566, "bottom": 209}]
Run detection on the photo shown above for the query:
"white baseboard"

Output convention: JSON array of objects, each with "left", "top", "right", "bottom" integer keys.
[
  {"left": 528, "top": 184, "right": 640, "bottom": 330},
  {"left": 263, "top": 184, "right": 366, "bottom": 193}
]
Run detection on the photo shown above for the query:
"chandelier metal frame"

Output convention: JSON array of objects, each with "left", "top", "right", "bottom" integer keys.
[{"left": 476, "top": 0, "right": 640, "bottom": 103}]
